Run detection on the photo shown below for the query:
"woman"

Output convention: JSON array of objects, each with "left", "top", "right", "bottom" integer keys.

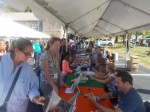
[
  {"left": 39, "top": 37, "right": 66, "bottom": 97},
  {"left": 0, "top": 38, "right": 45, "bottom": 112},
  {"left": 91, "top": 63, "right": 116, "bottom": 91},
  {"left": 61, "top": 52, "right": 73, "bottom": 82}
]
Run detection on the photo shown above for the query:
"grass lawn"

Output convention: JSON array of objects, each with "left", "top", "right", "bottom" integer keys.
[{"left": 105, "top": 43, "right": 150, "bottom": 68}]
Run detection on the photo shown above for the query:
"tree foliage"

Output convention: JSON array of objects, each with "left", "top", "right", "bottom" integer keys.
[{"left": 24, "top": 6, "right": 32, "bottom": 12}]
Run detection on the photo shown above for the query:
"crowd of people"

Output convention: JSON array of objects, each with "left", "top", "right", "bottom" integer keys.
[{"left": 0, "top": 37, "right": 147, "bottom": 112}]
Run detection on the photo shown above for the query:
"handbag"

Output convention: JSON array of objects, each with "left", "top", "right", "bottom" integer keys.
[{"left": 0, "top": 67, "right": 22, "bottom": 112}]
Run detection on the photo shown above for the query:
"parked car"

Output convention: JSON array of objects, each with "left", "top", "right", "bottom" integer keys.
[{"left": 98, "top": 38, "right": 114, "bottom": 46}]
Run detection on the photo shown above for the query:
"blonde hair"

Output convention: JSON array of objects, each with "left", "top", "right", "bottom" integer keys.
[
  {"left": 45, "top": 37, "right": 60, "bottom": 50},
  {"left": 107, "top": 63, "right": 115, "bottom": 72}
]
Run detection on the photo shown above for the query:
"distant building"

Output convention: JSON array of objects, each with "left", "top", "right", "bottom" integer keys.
[
  {"left": 0, "top": 12, "right": 64, "bottom": 37},
  {"left": 0, "top": 12, "right": 43, "bottom": 32}
]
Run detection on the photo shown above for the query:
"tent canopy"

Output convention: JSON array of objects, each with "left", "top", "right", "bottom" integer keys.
[
  {"left": 4, "top": 0, "right": 150, "bottom": 37},
  {"left": 0, "top": 17, "right": 50, "bottom": 38}
]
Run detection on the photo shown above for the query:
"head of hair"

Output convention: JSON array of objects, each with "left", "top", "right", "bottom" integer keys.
[
  {"left": 116, "top": 71, "right": 133, "bottom": 85},
  {"left": 9, "top": 38, "right": 32, "bottom": 57},
  {"left": 45, "top": 37, "right": 60, "bottom": 51},
  {"left": 107, "top": 63, "right": 115, "bottom": 72},
  {"left": 106, "top": 50, "right": 112, "bottom": 56},
  {"left": 64, "top": 52, "right": 70, "bottom": 59}
]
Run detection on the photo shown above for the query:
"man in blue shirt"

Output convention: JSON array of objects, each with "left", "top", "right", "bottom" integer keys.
[{"left": 87, "top": 71, "right": 146, "bottom": 112}]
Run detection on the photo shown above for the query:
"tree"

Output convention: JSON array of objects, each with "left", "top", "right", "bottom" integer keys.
[{"left": 24, "top": 6, "right": 32, "bottom": 12}]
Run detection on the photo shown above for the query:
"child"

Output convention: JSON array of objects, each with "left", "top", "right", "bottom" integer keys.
[{"left": 61, "top": 52, "right": 73, "bottom": 82}]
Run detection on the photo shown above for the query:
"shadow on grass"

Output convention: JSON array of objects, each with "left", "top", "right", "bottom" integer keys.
[
  {"left": 136, "top": 89, "right": 150, "bottom": 94},
  {"left": 114, "top": 46, "right": 125, "bottom": 49},
  {"left": 136, "top": 54, "right": 146, "bottom": 57}
]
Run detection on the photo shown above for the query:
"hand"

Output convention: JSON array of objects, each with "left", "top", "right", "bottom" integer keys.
[
  {"left": 87, "top": 93, "right": 97, "bottom": 105},
  {"left": 32, "top": 96, "right": 45, "bottom": 106},
  {"left": 90, "top": 76, "right": 96, "bottom": 80},
  {"left": 59, "top": 79, "right": 67, "bottom": 88},
  {"left": 49, "top": 104, "right": 56, "bottom": 112}
]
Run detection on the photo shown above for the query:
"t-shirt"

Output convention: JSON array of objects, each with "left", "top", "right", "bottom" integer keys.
[
  {"left": 33, "top": 42, "right": 41, "bottom": 53},
  {"left": 112, "top": 88, "right": 146, "bottom": 112}
]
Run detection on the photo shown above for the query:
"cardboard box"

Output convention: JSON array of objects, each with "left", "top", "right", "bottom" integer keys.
[
  {"left": 131, "top": 63, "right": 138, "bottom": 68},
  {"left": 130, "top": 56, "right": 139, "bottom": 63},
  {"left": 131, "top": 67, "right": 138, "bottom": 72}
]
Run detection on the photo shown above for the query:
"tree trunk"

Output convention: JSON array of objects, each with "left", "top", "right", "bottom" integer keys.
[{"left": 115, "top": 36, "right": 118, "bottom": 43}]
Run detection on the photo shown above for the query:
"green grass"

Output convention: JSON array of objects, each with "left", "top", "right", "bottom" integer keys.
[{"left": 105, "top": 43, "right": 150, "bottom": 68}]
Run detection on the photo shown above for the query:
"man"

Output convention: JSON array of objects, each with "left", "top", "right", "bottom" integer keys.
[{"left": 87, "top": 71, "right": 146, "bottom": 112}]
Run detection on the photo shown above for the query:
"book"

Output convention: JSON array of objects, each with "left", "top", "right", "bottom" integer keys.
[
  {"left": 65, "top": 74, "right": 82, "bottom": 94},
  {"left": 43, "top": 90, "right": 80, "bottom": 112}
]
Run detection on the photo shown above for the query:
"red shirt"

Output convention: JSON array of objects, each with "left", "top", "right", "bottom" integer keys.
[{"left": 62, "top": 59, "right": 72, "bottom": 75}]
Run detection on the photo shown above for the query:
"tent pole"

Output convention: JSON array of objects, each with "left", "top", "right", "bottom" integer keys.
[
  {"left": 65, "top": 25, "right": 68, "bottom": 52},
  {"left": 125, "top": 32, "right": 128, "bottom": 69},
  {"left": 74, "top": 32, "right": 77, "bottom": 50}
]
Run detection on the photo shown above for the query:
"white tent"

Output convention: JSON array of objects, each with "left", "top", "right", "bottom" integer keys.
[
  {"left": 4, "top": 0, "right": 150, "bottom": 37},
  {"left": 0, "top": 17, "right": 50, "bottom": 38}
]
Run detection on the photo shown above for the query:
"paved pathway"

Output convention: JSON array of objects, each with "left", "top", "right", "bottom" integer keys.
[{"left": 115, "top": 56, "right": 150, "bottom": 101}]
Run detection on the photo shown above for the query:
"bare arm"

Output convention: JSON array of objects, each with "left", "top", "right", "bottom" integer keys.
[
  {"left": 92, "top": 72, "right": 108, "bottom": 80},
  {"left": 98, "top": 92, "right": 113, "bottom": 100},
  {"left": 58, "top": 64, "right": 67, "bottom": 87},
  {"left": 91, "top": 76, "right": 113, "bottom": 84},
  {"left": 95, "top": 102, "right": 123, "bottom": 112},
  {"left": 87, "top": 93, "right": 122, "bottom": 112}
]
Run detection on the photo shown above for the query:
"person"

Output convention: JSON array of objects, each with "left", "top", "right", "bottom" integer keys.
[
  {"left": 92, "top": 47, "right": 101, "bottom": 62},
  {"left": 92, "top": 54, "right": 107, "bottom": 78},
  {"left": 0, "top": 40, "right": 6, "bottom": 56},
  {"left": 59, "top": 38, "right": 66, "bottom": 71},
  {"left": 32, "top": 40, "right": 41, "bottom": 68},
  {"left": 61, "top": 52, "right": 73, "bottom": 82},
  {"left": 0, "top": 38, "right": 45, "bottom": 112},
  {"left": 5, "top": 40, "right": 9, "bottom": 52},
  {"left": 133, "top": 39, "right": 137, "bottom": 49},
  {"left": 39, "top": 37, "right": 66, "bottom": 97},
  {"left": 87, "top": 71, "right": 146, "bottom": 112},
  {"left": 105, "top": 50, "right": 114, "bottom": 63},
  {"left": 91, "top": 63, "right": 116, "bottom": 91}
]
